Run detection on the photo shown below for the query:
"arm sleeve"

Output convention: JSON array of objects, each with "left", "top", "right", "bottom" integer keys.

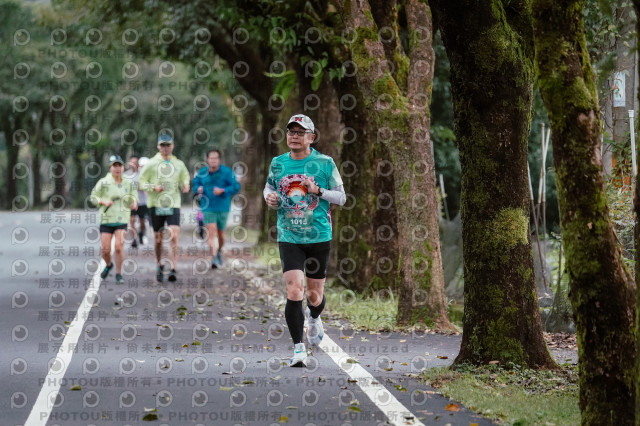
[
  {"left": 320, "top": 185, "right": 346, "bottom": 206},
  {"left": 263, "top": 182, "right": 277, "bottom": 201},
  {"left": 264, "top": 160, "right": 278, "bottom": 201}
]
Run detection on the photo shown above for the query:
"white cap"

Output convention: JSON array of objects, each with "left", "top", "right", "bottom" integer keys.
[{"left": 286, "top": 114, "right": 315, "bottom": 133}]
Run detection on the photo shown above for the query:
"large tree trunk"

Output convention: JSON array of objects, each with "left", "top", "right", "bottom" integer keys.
[
  {"left": 634, "top": 3, "right": 640, "bottom": 424},
  {"left": 6, "top": 119, "right": 21, "bottom": 208},
  {"left": 259, "top": 108, "right": 280, "bottom": 243},
  {"left": 431, "top": 0, "right": 556, "bottom": 366},
  {"left": 32, "top": 146, "right": 42, "bottom": 207},
  {"left": 240, "top": 103, "right": 262, "bottom": 230},
  {"left": 31, "top": 112, "right": 46, "bottom": 207},
  {"left": 332, "top": 73, "right": 387, "bottom": 291},
  {"left": 534, "top": 0, "right": 636, "bottom": 423},
  {"left": 335, "top": 0, "right": 452, "bottom": 329}
]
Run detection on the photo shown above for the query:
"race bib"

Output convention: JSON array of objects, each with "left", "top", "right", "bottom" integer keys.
[
  {"left": 156, "top": 207, "right": 174, "bottom": 216},
  {"left": 284, "top": 209, "right": 314, "bottom": 233}
]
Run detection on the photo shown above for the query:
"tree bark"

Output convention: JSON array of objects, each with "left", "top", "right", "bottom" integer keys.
[
  {"left": 335, "top": 0, "right": 452, "bottom": 329},
  {"left": 259, "top": 107, "right": 280, "bottom": 243},
  {"left": 534, "top": 0, "right": 636, "bottom": 422},
  {"left": 634, "top": 3, "right": 640, "bottom": 424},
  {"left": 431, "top": 0, "right": 556, "bottom": 366},
  {"left": 31, "top": 112, "right": 46, "bottom": 207},
  {"left": 5, "top": 116, "right": 22, "bottom": 208},
  {"left": 239, "top": 102, "right": 262, "bottom": 230}
]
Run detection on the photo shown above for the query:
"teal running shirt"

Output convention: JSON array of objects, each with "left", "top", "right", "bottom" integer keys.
[{"left": 266, "top": 148, "right": 343, "bottom": 243}]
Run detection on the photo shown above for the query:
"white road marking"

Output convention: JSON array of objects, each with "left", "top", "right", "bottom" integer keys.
[
  {"left": 319, "top": 335, "right": 426, "bottom": 426},
  {"left": 24, "top": 259, "right": 105, "bottom": 426}
]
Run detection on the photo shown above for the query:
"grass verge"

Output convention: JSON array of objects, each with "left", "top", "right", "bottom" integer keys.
[
  {"left": 421, "top": 363, "right": 579, "bottom": 425},
  {"left": 248, "top": 241, "right": 579, "bottom": 425},
  {"left": 324, "top": 281, "right": 398, "bottom": 330}
]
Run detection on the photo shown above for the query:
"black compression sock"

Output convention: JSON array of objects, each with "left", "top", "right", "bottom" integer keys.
[
  {"left": 285, "top": 299, "right": 305, "bottom": 344},
  {"left": 307, "top": 295, "right": 326, "bottom": 319}
]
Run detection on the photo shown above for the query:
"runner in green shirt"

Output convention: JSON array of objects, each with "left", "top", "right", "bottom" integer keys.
[
  {"left": 139, "top": 133, "right": 191, "bottom": 282},
  {"left": 90, "top": 155, "right": 138, "bottom": 284},
  {"left": 264, "top": 114, "right": 346, "bottom": 367}
]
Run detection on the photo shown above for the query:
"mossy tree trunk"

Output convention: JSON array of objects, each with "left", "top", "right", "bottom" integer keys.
[
  {"left": 239, "top": 103, "right": 262, "bottom": 230},
  {"left": 431, "top": 0, "right": 556, "bottom": 366},
  {"left": 631, "top": 2, "right": 640, "bottom": 419},
  {"left": 533, "top": 0, "right": 636, "bottom": 422},
  {"left": 333, "top": 70, "right": 391, "bottom": 292},
  {"left": 334, "top": 0, "right": 453, "bottom": 329},
  {"left": 259, "top": 108, "right": 280, "bottom": 243}
]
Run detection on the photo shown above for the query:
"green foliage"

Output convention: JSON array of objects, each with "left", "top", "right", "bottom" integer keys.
[
  {"left": 422, "top": 363, "right": 579, "bottom": 425},
  {"left": 584, "top": 0, "right": 635, "bottom": 99},
  {"left": 267, "top": 70, "right": 296, "bottom": 101},
  {"left": 605, "top": 174, "right": 634, "bottom": 259},
  {"left": 431, "top": 32, "right": 460, "bottom": 218},
  {"left": 0, "top": 0, "right": 237, "bottom": 207}
]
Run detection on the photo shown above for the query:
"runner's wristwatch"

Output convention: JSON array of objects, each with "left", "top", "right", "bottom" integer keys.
[{"left": 317, "top": 187, "right": 323, "bottom": 197}]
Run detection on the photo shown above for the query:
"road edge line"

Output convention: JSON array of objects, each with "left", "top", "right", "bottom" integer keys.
[{"left": 24, "top": 259, "right": 105, "bottom": 426}]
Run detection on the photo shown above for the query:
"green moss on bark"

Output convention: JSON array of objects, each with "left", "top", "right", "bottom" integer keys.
[{"left": 491, "top": 208, "right": 529, "bottom": 248}]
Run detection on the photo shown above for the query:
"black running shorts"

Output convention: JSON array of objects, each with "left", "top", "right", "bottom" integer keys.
[
  {"left": 149, "top": 208, "right": 181, "bottom": 232},
  {"left": 278, "top": 241, "right": 331, "bottom": 279},
  {"left": 99, "top": 224, "right": 128, "bottom": 234}
]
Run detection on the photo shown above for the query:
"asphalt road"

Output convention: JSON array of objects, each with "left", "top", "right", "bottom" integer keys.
[{"left": 2, "top": 210, "right": 494, "bottom": 426}]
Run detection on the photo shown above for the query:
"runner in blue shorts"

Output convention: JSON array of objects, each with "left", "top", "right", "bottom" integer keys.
[
  {"left": 264, "top": 114, "right": 346, "bottom": 367},
  {"left": 193, "top": 149, "right": 240, "bottom": 268}
]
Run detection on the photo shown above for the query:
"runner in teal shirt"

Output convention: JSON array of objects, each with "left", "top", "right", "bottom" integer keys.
[
  {"left": 266, "top": 148, "right": 343, "bottom": 244},
  {"left": 264, "top": 114, "right": 346, "bottom": 367}
]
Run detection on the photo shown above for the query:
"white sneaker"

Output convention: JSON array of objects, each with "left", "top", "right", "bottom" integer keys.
[
  {"left": 289, "top": 343, "right": 307, "bottom": 367},
  {"left": 306, "top": 307, "right": 324, "bottom": 346}
]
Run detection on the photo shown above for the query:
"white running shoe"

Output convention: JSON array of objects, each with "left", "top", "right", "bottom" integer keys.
[
  {"left": 289, "top": 343, "right": 307, "bottom": 367},
  {"left": 306, "top": 307, "right": 324, "bottom": 346}
]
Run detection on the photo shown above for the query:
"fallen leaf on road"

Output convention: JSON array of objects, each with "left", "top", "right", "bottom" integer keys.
[{"left": 445, "top": 403, "right": 460, "bottom": 412}]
